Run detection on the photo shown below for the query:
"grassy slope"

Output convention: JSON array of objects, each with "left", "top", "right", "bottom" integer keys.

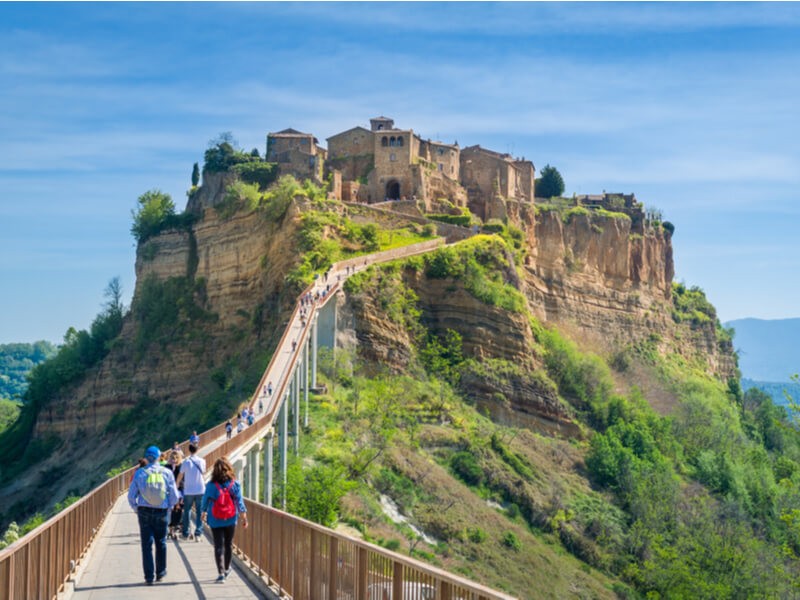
[{"left": 280, "top": 235, "right": 800, "bottom": 600}]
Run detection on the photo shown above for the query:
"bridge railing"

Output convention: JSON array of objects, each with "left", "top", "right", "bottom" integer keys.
[
  {"left": 0, "top": 465, "right": 134, "bottom": 600},
  {"left": 235, "top": 498, "right": 516, "bottom": 600}
]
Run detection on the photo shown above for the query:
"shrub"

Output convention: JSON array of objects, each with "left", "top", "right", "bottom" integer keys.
[
  {"left": 203, "top": 140, "right": 259, "bottom": 173},
  {"left": 501, "top": 531, "right": 521, "bottom": 551},
  {"left": 232, "top": 161, "right": 279, "bottom": 190},
  {"left": 427, "top": 213, "right": 472, "bottom": 227},
  {"left": 467, "top": 527, "right": 487, "bottom": 543},
  {"left": 131, "top": 190, "right": 175, "bottom": 242},
  {"left": 450, "top": 451, "right": 483, "bottom": 486}
]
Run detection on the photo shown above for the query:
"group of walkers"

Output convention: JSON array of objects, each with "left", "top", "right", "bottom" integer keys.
[
  {"left": 127, "top": 436, "right": 248, "bottom": 586},
  {"left": 224, "top": 405, "right": 257, "bottom": 439}
]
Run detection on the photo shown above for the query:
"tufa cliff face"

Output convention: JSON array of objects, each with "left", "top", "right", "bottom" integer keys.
[{"left": 341, "top": 202, "right": 735, "bottom": 436}]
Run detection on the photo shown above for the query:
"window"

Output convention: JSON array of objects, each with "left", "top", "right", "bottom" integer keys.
[
  {"left": 389, "top": 136, "right": 396, "bottom": 147},
  {"left": 438, "top": 163, "right": 443, "bottom": 171},
  {"left": 438, "top": 148, "right": 444, "bottom": 156},
  {"left": 397, "top": 136, "right": 403, "bottom": 147},
  {"left": 390, "top": 153, "right": 396, "bottom": 162},
  {"left": 381, "top": 136, "right": 388, "bottom": 147}
]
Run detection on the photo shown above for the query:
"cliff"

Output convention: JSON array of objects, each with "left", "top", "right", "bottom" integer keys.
[{"left": 3, "top": 174, "right": 736, "bottom": 523}]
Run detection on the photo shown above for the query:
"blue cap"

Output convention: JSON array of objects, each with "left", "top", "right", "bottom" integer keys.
[{"left": 144, "top": 446, "right": 161, "bottom": 461}]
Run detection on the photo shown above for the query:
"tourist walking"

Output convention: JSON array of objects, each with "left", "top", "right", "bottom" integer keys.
[
  {"left": 166, "top": 450, "right": 184, "bottom": 539},
  {"left": 127, "top": 445, "right": 180, "bottom": 585},
  {"left": 177, "top": 443, "right": 206, "bottom": 541},
  {"left": 225, "top": 420, "right": 232, "bottom": 439},
  {"left": 189, "top": 430, "right": 200, "bottom": 446},
  {"left": 201, "top": 457, "right": 248, "bottom": 582}
]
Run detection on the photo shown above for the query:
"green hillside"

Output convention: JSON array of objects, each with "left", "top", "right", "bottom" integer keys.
[
  {"left": 0, "top": 341, "right": 56, "bottom": 401},
  {"left": 278, "top": 242, "right": 800, "bottom": 599}
]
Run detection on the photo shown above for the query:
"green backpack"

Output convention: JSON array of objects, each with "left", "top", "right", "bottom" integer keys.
[{"left": 140, "top": 466, "right": 167, "bottom": 506}]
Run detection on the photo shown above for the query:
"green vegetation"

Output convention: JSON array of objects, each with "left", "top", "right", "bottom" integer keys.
[
  {"left": 0, "top": 400, "right": 21, "bottom": 432},
  {"left": 306, "top": 250, "right": 800, "bottom": 597},
  {"left": 203, "top": 133, "right": 261, "bottom": 173},
  {"left": 133, "top": 274, "right": 217, "bottom": 354},
  {"left": 594, "top": 208, "right": 631, "bottom": 221},
  {"left": 426, "top": 209, "right": 472, "bottom": 227},
  {"left": 0, "top": 279, "right": 125, "bottom": 478},
  {"left": 535, "top": 164, "right": 565, "bottom": 199},
  {"left": 131, "top": 189, "right": 196, "bottom": 243},
  {"left": 231, "top": 161, "right": 279, "bottom": 190},
  {"left": 191, "top": 162, "right": 200, "bottom": 187},
  {"left": 412, "top": 236, "right": 526, "bottom": 312},
  {"left": 0, "top": 341, "right": 57, "bottom": 401}
]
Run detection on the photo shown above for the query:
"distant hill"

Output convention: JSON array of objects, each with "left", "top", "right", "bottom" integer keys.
[
  {"left": 725, "top": 318, "right": 800, "bottom": 382},
  {"left": 0, "top": 341, "right": 57, "bottom": 401},
  {"left": 742, "top": 378, "right": 800, "bottom": 408}
]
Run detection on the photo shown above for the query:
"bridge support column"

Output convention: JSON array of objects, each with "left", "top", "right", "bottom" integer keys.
[
  {"left": 280, "top": 393, "right": 288, "bottom": 510},
  {"left": 264, "top": 429, "right": 274, "bottom": 507},
  {"left": 233, "top": 457, "right": 246, "bottom": 493},
  {"left": 311, "top": 314, "right": 318, "bottom": 389},
  {"left": 248, "top": 443, "right": 261, "bottom": 501},
  {"left": 303, "top": 336, "right": 309, "bottom": 428},
  {"left": 293, "top": 366, "right": 300, "bottom": 455}
]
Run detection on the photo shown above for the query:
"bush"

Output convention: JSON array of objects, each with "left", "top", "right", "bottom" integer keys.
[
  {"left": 203, "top": 140, "right": 260, "bottom": 173},
  {"left": 232, "top": 161, "right": 278, "bottom": 190},
  {"left": 501, "top": 531, "right": 521, "bottom": 551},
  {"left": 467, "top": 527, "right": 487, "bottom": 543},
  {"left": 450, "top": 451, "right": 483, "bottom": 486},
  {"left": 131, "top": 190, "right": 179, "bottom": 242},
  {"left": 427, "top": 213, "right": 471, "bottom": 227}
]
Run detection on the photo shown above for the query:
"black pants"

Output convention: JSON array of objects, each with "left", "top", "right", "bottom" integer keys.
[{"left": 211, "top": 524, "right": 236, "bottom": 574}]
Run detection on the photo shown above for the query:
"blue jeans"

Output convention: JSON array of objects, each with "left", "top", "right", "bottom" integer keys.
[
  {"left": 181, "top": 494, "right": 204, "bottom": 537},
  {"left": 137, "top": 507, "right": 169, "bottom": 582}
]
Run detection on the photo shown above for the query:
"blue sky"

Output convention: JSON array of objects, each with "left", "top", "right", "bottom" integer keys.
[{"left": 1, "top": 2, "right": 799, "bottom": 344}]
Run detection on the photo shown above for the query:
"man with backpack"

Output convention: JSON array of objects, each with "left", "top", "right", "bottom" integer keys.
[
  {"left": 127, "top": 445, "right": 180, "bottom": 585},
  {"left": 176, "top": 443, "right": 206, "bottom": 541}
]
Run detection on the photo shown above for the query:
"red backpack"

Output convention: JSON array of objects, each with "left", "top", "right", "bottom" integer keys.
[{"left": 212, "top": 481, "right": 237, "bottom": 520}]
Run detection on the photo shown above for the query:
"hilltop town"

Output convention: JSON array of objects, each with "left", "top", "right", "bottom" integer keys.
[{"left": 263, "top": 115, "right": 642, "bottom": 223}]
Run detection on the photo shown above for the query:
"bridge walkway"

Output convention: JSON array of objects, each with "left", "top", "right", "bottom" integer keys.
[
  {"left": 68, "top": 424, "right": 276, "bottom": 599},
  {"left": 68, "top": 495, "right": 270, "bottom": 600}
]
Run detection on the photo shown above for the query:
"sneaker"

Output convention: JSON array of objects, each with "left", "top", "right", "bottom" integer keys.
[
  {"left": 216, "top": 574, "right": 225, "bottom": 583},
  {"left": 223, "top": 568, "right": 231, "bottom": 580},
  {"left": 156, "top": 572, "right": 166, "bottom": 582},
  {"left": 145, "top": 580, "right": 154, "bottom": 586},
  {"left": 180, "top": 534, "right": 189, "bottom": 540}
]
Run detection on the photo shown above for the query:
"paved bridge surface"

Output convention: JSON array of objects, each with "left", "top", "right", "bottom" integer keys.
[{"left": 69, "top": 496, "right": 270, "bottom": 600}]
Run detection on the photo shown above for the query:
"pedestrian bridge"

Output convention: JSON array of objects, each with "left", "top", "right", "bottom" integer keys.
[{"left": 0, "top": 236, "right": 515, "bottom": 600}]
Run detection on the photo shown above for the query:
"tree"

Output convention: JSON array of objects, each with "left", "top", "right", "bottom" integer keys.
[
  {"left": 536, "top": 164, "right": 565, "bottom": 199},
  {"left": 131, "top": 189, "right": 176, "bottom": 242},
  {"left": 191, "top": 162, "right": 200, "bottom": 187}
]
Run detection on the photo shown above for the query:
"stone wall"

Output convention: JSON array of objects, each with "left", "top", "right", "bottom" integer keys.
[{"left": 327, "top": 127, "right": 373, "bottom": 159}]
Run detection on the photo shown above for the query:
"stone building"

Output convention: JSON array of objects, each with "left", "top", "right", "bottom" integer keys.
[
  {"left": 266, "top": 128, "right": 326, "bottom": 184},
  {"left": 460, "top": 145, "right": 535, "bottom": 220},
  {"left": 267, "top": 116, "right": 536, "bottom": 220},
  {"left": 326, "top": 116, "right": 466, "bottom": 208}
]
